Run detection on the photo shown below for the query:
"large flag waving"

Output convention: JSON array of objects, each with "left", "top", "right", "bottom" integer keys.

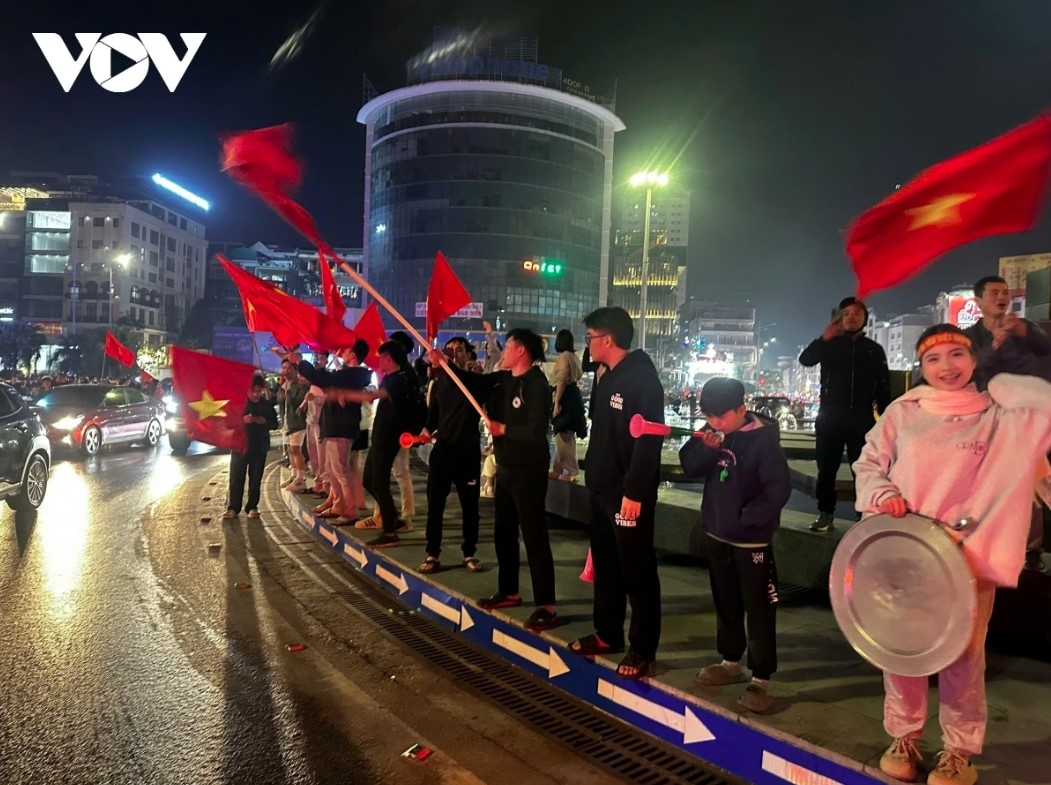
[
  {"left": 846, "top": 114, "right": 1051, "bottom": 297},
  {"left": 317, "top": 248, "right": 347, "bottom": 323},
  {"left": 171, "top": 346, "right": 257, "bottom": 452},
  {"left": 353, "top": 302, "right": 387, "bottom": 370},
  {"left": 218, "top": 255, "right": 356, "bottom": 351},
  {"left": 104, "top": 331, "right": 135, "bottom": 367},
  {"left": 426, "top": 251, "right": 472, "bottom": 342}
]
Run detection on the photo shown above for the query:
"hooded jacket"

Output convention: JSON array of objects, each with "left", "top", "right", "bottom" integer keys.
[
  {"left": 584, "top": 350, "right": 664, "bottom": 501},
  {"left": 798, "top": 334, "right": 891, "bottom": 416},
  {"left": 485, "top": 366, "right": 550, "bottom": 471},
  {"left": 853, "top": 374, "right": 1051, "bottom": 587},
  {"left": 678, "top": 413, "right": 792, "bottom": 545}
]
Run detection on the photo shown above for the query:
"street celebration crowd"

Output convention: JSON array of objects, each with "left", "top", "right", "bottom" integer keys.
[{"left": 216, "top": 284, "right": 1051, "bottom": 785}]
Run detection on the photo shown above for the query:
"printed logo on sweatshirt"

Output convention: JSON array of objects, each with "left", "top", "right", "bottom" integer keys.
[
  {"left": 614, "top": 512, "right": 636, "bottom": 528},
  {"left": 955, "top": 440, "right": 987, "bottom": 455},
  {"left": 767, "top": 580, "right": 779, "bottom": 605},
  {"left": 610, "top": 392, "right": 624, "bottom": 411},
  {"left": 752, "top": 551, "right": 764, "bottom": 565}
]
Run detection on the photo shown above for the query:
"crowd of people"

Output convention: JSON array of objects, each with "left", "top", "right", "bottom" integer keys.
[{"left": 216, "top": 284, "right": 1050, "bottom": 785}]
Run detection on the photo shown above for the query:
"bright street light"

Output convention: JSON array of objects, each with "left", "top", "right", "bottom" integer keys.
[
  {"left": 629, "top": 170, "right": 670, "bottom": 352},
  {"left": 109, "top": 253, "right": 130, "bottom": 328}
]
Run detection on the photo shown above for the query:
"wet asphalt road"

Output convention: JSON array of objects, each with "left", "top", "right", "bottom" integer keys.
[{"left": 0, "top": 441, "right": 626, "bottom": 785}]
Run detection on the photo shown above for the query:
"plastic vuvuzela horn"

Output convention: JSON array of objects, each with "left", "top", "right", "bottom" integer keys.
[
  {"left": 399, "top": 432, "right": 433, "bottom": 449},
  {"left": 628, "top": 414, "right": 722, "bottom": 442}
]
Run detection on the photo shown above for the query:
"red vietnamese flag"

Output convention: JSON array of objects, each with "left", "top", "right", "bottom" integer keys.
[
  {"left": 171, "top": 346, "right": 257, "bottom": 453},
  {"left": 353, "top": 302, "right": 387, "bottom": 369},
  {"left": 218, "top": 255, "right": 356, "bottom": 351},
  {"left": 846, "top": 115, "right": 1051, "bottom": 297},
  {"left": 104, "top": 331, "right": 135, "bottom": 367},
  {"left": 426, "top": 251, "right": 472, "bottom": 342},
  {"left": 317, "top": 248, "right": 347, "bottom": 323}
]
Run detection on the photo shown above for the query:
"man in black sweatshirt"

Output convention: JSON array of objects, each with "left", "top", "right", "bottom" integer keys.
[
  {"left": 572, "top": 307, "right": 665, "bottom": 680},
  {"left": 798, "top": 297, "right": 890, "bottom": 532},
  {"left": 418, "top": 336, "right": 485, "bottom": 574},
  {"left": 679, "top": 377, "right": 791, "bottom": 714},
  {"left": 224, "top": 375, "right": 278, "bottom": 520}
]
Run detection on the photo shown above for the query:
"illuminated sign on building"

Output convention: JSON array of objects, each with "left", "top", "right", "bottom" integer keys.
[
  {"left": 947, "top": 295, "right": 983, "bottom": 328},
  {"left": 0, "top": 186, "right": 49, "bottom": 212},
  {"left": 523, "top": 260, "right": 563, "bottom": 276},
  {"left": 151, "top": 173, "right": 210, "bottom": 211}
]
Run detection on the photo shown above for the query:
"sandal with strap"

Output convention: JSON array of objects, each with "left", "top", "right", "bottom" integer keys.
[
  {"left": 418, "top": 556, "right": 440, "bottom": 574},
  {"left": 463, "top": 557, "right": 484, "bottom": 572},
  {"left": 570, "top": 633, "right": 622, "bottom": 657},
  {"left": 616, "top": 650, "right": 653, "bottom": 680}
]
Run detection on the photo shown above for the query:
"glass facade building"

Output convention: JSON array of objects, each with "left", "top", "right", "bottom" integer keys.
[{"left": 358, "top": 80, "right": 624, "bottom": 336}]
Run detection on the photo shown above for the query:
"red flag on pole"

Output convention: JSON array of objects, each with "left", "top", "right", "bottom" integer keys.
[
  {"left": 317, "top": 248, "right": 347, "bottom": 324},
  {"left": 171, "top": 346, "right": 257, "bottom": 453},
  {"left": 426, "top": 251, "right": 471, "bottom": 343},
  {"left": 104, "top": 331, "right": 135, "bottom": 367},
  {"left": 218, "top": 255, "right": 356, "bottom": 351},
  {"left": 353, "top": 302, "right": 387, "bottom": 370},
  {"left": 846, "top": 115, "right": 1051, "bottom": 297}
]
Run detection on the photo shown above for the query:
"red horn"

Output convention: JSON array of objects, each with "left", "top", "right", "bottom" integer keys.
[
  {"left": 400, "top": 432, "right": 431, "bottom": 448},
  {"left": 629, "top": 414, "right": 673, "bottom": 439}
]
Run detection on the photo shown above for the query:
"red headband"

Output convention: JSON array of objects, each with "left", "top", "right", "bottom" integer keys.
[{"left": 917, "top": 332, "right": 972, "bottom": 359}]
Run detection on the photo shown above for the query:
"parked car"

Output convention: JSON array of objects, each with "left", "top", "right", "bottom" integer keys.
[
  {"left": 0, "top": 382, "right": 50, "bottom": 511},
  {"left": 162, "top": 393, "right": 192, "bottom": 454},
  {"left": 33, "top": 384, "right": 165, "bottom": 456}
]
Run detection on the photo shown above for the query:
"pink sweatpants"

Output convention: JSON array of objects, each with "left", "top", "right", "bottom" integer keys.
[{"left": 882, "top": 581, "right": 996, "bottom": 755}]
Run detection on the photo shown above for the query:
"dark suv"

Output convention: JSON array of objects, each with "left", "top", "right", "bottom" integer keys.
[{"left": 0, "top": 382, "right": 50, "bottom": 511}]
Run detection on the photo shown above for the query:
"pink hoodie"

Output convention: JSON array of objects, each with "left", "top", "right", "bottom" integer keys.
[{"left": 853, "top": 374, "right": 1051, "bottom": 587}]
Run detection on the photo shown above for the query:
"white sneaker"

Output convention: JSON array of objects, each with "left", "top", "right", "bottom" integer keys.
[
  {"left": 927, "top": 749, "right": 976, "bottom": 785},
  {"left": 880, "top": 737, "right": 922, "bottom": 781}
]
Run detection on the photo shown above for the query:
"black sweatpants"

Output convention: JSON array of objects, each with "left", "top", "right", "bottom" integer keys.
[
  {"left": 228, "top": 448, "right": 266, "bottom": 514},
  {"left": 590, "top": 492, "right": 662, "bottom": 661},
  {"left": 814, "top": 410, "right": 874, "bottom": 514},
  {"left": 364, "top": 437, "right": 399, "bottom": 535},
  {"left": 705, "top": 536, "right": 778, "bottom": 680},
  {"left": 425, "top": 443, "right": 481, "bottom": 559},
  {"left": 493, "top": 465, "right": 556, "bottom": 605}
]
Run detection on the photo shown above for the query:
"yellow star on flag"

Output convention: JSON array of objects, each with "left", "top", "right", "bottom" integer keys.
[
  {"left": 188, "top": 390, "right": 229, "bottom": 420},
  {"left": 905, "top": 193, "right": 976, "bottom": 230}
]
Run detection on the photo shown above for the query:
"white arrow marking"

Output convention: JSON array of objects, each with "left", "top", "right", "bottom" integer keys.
[
  {"left": 492, "top": 630, "right": 570, "bottom": 678},
  {"left": 762, "top": 751, "right": 842, "bottom": 785},
  {"left": 421, "top": 592, "right": 460, "bottom": 624},
  {"left": 597, "top": 679, "right": 715, "bottom": 744},
  {"left": 376, "top": 563, "right": 409, "bottom": 595},
  {"left": 460, "top": 605, "right": 475, "bottom": 631},
  {"left": 342, "top": 542, "right": 367, "bottom": 569},
  {"left": 318, "top": 525, "right": 337, "bottom": 547}
]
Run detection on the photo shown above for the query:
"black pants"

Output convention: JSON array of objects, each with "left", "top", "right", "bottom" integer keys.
[
  {"left": 228, "top": 448, "right": 266, "bottom": 514},
  {"left": 705, "top": 536, "right": 778, "bottom": 680},
  {"left": 364, "top": 437, "right": 399, "bottom": 534},
  {"left": 493, "top": 465, "right": 556, "bottom": 605},
  {"left": 425, "top": 443, "right": 481, "bottom": 559},
  {"left": 814, "top": 410, "right": 874, "bottom": 514},
  {"left": 589, "top": 492, "right": 661, "bottom": 660}
]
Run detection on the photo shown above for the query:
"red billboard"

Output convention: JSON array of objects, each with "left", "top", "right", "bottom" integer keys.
[{"left": 946, "top": 295, "right": 983, "bottom": 329}]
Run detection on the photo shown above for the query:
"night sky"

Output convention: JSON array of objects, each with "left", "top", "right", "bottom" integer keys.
[{"left": 4, "top": 1, "right": 1051, "bottom": 353}]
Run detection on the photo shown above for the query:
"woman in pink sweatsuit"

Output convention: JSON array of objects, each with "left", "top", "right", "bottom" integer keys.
[{"left": 853, "top": 324, "right": 1051, "bottom": 785}]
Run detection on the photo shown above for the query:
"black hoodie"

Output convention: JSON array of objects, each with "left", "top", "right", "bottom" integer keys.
[
  {"left": 584, "top": 350, "right": 664, "bottom": 501},
  {"left": 486, "top": 366, "right": 550, "bottom": 471},
  {"left": 678, "top": 413, "right": 791, "bottom": 545}
]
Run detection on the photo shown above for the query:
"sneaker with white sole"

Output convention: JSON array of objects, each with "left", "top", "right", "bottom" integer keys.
[
  {"left": 927, "top": 749, "right": 976, "bottom": 785},
  {"left": 354, "top": 517, "right": 381, "bottom": 530},
  {"left": 880, "top": 737, "right": 922, "bottom": 781}
]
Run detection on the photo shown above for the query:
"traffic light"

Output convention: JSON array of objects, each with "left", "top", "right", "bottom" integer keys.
[{"left": 522, "top": 260, "right": 564, "bottom": 277}]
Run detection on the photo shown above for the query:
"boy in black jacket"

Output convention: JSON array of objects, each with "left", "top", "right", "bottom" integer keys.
[
  {"left": 224, "top": 375, "right": 278, "bottom": 520},
  {"left": 679, "top": 377, "right": 791, "bottom": 714},
  {"left": 571, "top": 307, "right": 665, "bottom": 680}
]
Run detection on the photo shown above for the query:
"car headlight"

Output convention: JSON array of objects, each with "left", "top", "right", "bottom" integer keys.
[
  {"left": 52, "top": 415, "right": 83, "bottom": 431},
  {"left": 165, "top": 401, "right": 180, "bottom": 415}
]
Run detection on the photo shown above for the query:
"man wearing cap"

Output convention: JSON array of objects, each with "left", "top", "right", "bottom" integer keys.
[{"left": 799, "top": 297, "right": 891, "bottom": 532}]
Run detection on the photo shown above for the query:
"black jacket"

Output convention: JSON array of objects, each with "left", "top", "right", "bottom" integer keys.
[
  {"left": 242, "top": 397, "right": 278, "bottom": 454},
  {"left": 297, "top": 361, "right": 370, "bottom": 440},
  {"left": 678, "top": 413, "right": 791, "bottom": 545},
  {"left": 372, "top": 369, "right": 419, "bottom": 450},
  {"left": 584, "top": 350, "right": 664, "bottom": 501},
  {"left": 965, "top": 319, "right": 1051, "bottom": 389},
  {"left": 798, "top": 334, "right": 890, "bottom": 415},
  {"left": 485, "top": 366, "right": 550, "bottom": 471},
  {"left": 426, "top": 371, "right": 484, "bottom": 454}
]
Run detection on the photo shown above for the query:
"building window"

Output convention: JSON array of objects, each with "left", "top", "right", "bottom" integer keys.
[
  {"left": 166, "top": 259, "right": 175, "bottom": 272},
  {"left": 179, "top": 218, "right": 187, "bottom": 231},
  {"left": 166, "top": 278, "right": 175, "bottom": 288},
  {"left": 91, "top": 240, "right": 103, "bottom": 249},
  {"left": 167, "top": 212, "right": 177, "bottom": 226},
  {"left": 92, "top": 217, "right": 104, "bottom": 227},
  {"left": 167, "top": 237, "right": 176, "bottom": 252},
  {"left": 131, "top": 222, "right": 140, "bottom": 238},
  {"left": 149, "top": 273, "right": 157, "bottom": 283},
  {"left": 76, "top": 239, "right": 84, "bottom": 249},
  {"left": 148, "top": 311, "right": 155, "bottom": 326},
  {"left": 149, "top": 251, "right": 158, "bottom": 266},
  {"left": 149, "top": 230, "right": 159, "bottom": 245},
  {"left": 112, "top": 218, "right": 120, "bottom": 229}
]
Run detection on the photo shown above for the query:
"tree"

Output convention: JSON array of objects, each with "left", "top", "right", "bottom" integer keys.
[{"left": 0, "top": 321, "right": 46, "bottom": 375}]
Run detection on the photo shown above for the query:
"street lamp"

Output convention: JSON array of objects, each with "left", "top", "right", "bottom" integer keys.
[
  {"left": 629, "top": 170, "right": 669, "bottom": 352},
  {"left": 758, "top": 337, "right": 777, "bottom": 365},
  {"left": 109, "top": 253, "right": 130, "bottom": 328}
]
